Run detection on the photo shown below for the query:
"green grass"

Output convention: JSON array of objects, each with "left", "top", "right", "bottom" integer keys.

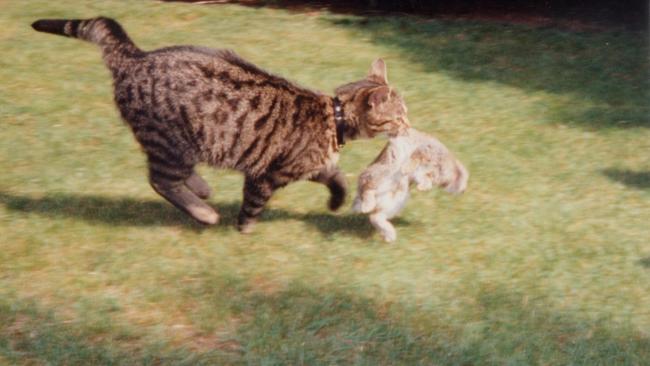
[{"left": 1, "top": 1, "right": 649, "bottom": 364}]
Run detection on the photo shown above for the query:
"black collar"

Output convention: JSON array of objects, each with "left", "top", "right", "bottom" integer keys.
[{"left": 333, "top": 97, "right": 346, "bottom": 147}]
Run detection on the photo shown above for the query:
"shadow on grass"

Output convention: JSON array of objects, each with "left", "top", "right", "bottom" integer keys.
[
  {"left": 326, "top": 15, "right": 649, "bottom": 129},
  {"left": 639, "top": 257, "right": 650, "bottom": 269},
  {"left": 0, "top": 191, "right": 208, "bottom": 230},
  {"left": 0, "top": 191, "right": 391, "bottom": 239},
  {"left": 602, "top": 169, "right": 650, "bottom": 190},
  {"left": 2, "top": 278, "right": 649, "bottom": 365}
]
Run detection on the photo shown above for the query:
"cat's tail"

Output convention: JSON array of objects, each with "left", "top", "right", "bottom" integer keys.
[{"left": 31, "top": 17, "right": 140, "bottom": 56}]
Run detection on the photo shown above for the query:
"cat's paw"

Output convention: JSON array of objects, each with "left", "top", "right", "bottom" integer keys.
[
  {"left": 187, "top": 204, "right": 219, "bottom": 225},
  {"left": 237, "top": 221, "right": 256, "bottom": 234},
  {"left": 237, "top": 216, "right": 257, "bottom": 234}
]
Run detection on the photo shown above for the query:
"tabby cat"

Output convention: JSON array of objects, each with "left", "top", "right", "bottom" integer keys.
[
  {"left": 31, "top": 16, "right": 410, "bottom": 232},
  {"left": 353, "top": 128, "right": 468, "bottom": 242}
]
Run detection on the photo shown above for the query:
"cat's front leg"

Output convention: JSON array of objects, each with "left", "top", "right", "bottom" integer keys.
[
  {"left": 238, "top": 175, "right": 278, "bottom": 233},
  {"left": 309, "top": 166, "right": 347, "bottom": 211},
  {"left": 369, "top": 212, "right": 397, "bottom": 242}
]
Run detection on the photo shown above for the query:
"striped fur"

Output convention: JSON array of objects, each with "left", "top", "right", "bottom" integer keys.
[{"left": 32, "top": 16, "right": 411, "bottom": 231}]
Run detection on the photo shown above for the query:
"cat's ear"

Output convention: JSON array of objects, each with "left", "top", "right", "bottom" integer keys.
[
  {"left": 368, "top": 86, "right": 390, "bottom": 108},
  {"left": 368, "top": 58, "right": 388, "bottom": 84}
]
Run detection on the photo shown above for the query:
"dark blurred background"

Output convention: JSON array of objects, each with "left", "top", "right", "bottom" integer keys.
[{"left": 167, "top": 0, "right": 648, "bottom": 30}]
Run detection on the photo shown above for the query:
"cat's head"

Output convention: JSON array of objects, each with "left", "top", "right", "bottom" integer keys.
[
  {"left": 334, "top": 59, "right": 410, "bottom": 139},
  {"left": 409, "top": 145, "right": 468, "bottom": 194}
]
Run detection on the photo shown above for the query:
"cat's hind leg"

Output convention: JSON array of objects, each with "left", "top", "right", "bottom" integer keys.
[
  {"left": 148, "top": 160, "right": 219, "bottom": 225},
  {"left": 310, "top": 166, "right": 347, "bottom": 211},
  {"left": 369, "top": 212, "right": 397, "bottom": 242},
  {"left": 185, "top": 170, "right": 211, "bottom": 199}
]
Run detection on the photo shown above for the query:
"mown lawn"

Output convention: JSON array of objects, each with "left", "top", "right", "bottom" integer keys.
[{"left": 1, "top": 1, "right": 649, "bottom": 364}]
